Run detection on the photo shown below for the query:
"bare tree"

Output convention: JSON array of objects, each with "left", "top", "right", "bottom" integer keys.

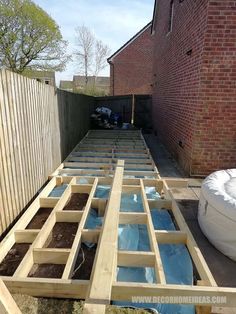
[
  {"left": 74, "top": 25, "right": 110, "bottom": 89},
  {"left": 74, "top": 25, "right": 94, "bottom": 86},
  {"left": 94, "top": 40, "right": 111, "bottom": 77}
]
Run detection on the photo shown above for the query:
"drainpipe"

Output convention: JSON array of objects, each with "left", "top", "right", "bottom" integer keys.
[{"left": 108, "top": 60, "right": 115, "bottom": 96}]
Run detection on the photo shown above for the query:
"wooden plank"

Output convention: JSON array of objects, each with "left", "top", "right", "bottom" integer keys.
[
  {"left": 82, "top": 230, "right": 101, "bottom": 244},
  {"left": 83, "top": 160, "right": 124, "bottom": 311},
  {"left": 0, "top": 279, "right": 21, "bottom": 314},
  {"left": 0, "top": 178, "right": 58, "bottom": 263},
  {"left": 67, "top": 156, "right": 152, "bottom": 164},
  {"left": 33, "top": 248, "right": 70, "bottom": 264},
  {"left": 117, "top": 251, "right": 155, "bottom": 267},
  {"left": 119, "top": 212, "right": 147, "bottom": 224},
  {"left": 13, "top": 179, "right": 76, "bottom": 277},
  {"left": 163, "top": 177, "right": 189, "bottom": 188},
  {"left": 62, "top": 178, "right": 98, "bottom": 279},
  {"left": 3, "top": 277, "right": 89, "bottom": 299},
  {"left": 55, "top": 211, "right": 83, "bottom": 223},
  {"left": 140, "top": 179, "right": 166, "bottom": 284},
  {"left": 148, "top": 199, "right": 172, "bottom": 209},
  {"left": 155, "top": 231, "right": 187, "bottom": 244},
  {"left": 112, "top": 282, "right": 236, "bottom": 307},
  {"left": 14, "top": 230, "right": 40, "bottom": 243}
]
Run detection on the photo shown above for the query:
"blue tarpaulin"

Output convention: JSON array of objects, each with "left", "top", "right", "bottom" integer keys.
[
  {"left": 48, "top": 184, "right": 68, "bottom": 197},
  {"left": 80, "top": 185, "right": 195, "bottom": 314}
]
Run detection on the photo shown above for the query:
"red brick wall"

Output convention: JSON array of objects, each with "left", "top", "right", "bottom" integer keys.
[
  {"left": 192, "top": 0, "right": 236, "bottom": 174},
  {"left": 152, "top": 0, "right": 236, "bottom": 175},
  {"left": 109, "top": 25, "right": 154, "bottom": 96}
]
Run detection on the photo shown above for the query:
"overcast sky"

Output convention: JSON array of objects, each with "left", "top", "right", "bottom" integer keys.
[{"left": 33, "top": 0, "right": 155, "bottom": 85}]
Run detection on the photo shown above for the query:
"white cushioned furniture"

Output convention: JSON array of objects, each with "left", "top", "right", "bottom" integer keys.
[{"left": 198, "top": 169, "right": 236, "bottom": 261}]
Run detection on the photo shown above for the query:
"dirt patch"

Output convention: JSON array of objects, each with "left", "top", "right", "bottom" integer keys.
[
  {"left": 63, "top": 193, "right": 89, "bottom": 211},
  {"left": 26, "top": 208, "right": 53, "bottom": 229},
  {"left": 28, "top": 264, "right": 65, "bottom": 278},
  {"left": 0, "top": 243, "right": 30, "bottom": 276},
  {"left": 45, "top": 222, "right": 78, "bottom": 248},
  {"left": 72, "top": 243, "right": 97, "bottom": 280}
]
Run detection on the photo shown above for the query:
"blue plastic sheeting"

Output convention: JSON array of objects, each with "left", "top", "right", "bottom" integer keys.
[
  {"left": 159, "top": 244, "right": 193, "bottom": 285},
  {"left": 82, "top": 178, "right": 194, "bottom": 313},
  {"left": 145, "top": 187, "right": 160, "bottom": 200},
  {"left": 117, "top": 266, "right": 156, "bottom": 283},
  {"left": 76, "top": 178, "right": 90, "bottom": 184},
  {"left": 85, "top": 208, "right": 103, "bottom": 229},
  {"left": 94, "top": 185, "right": 111, "bottom": 199},
  {"left": 151, "top": 209, "right": 176, "bottom": 230},
  {"left": 48, "top": 184, "right": 68, "bottom": 197},
  {"left": 114, "top": 208, "right": 194, "bottom": 314},
  {"left": 120, "top": 193, "right": 144, "bottom": 212},
  {"left": 118, "top": 224, "right": 151, "bottom": 251}
]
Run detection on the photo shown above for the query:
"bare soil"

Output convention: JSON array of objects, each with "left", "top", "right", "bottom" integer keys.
[
  {"left": 72, "top": 243, "right": 97, "bottom": 280},
  {"left": 45, "top": 222, "right": 78, "bottom": 248},
  {"left": 0, "top": 243, "right": 30, "bottom": 276},
  {"left": 26, "top": 208, "right": 53, "bottom": 229},
  {"left": 63, "top": 193, "right": 89, "bottom": 211},
  {"left": 28, "top": 263, "right": 65, "bottom": 279}
]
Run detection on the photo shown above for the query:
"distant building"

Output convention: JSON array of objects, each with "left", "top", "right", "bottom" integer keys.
[
  {"left": 59, "top": 75, "right": 110, "bottom": 95},
  {"left": 108, "top": 22, "right": 154, "bottom": 96},
  {"left": 23, "top": 70, "right": 56, "bottom": 86},
  {"left": 59, "top": 80, "right": 74, "bottom": 92},
  {"left": 73, "top": 75, "right": 110, "bottom": 95}
]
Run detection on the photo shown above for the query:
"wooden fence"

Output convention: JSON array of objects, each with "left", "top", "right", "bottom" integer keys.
[
  {"left": 95, "top": 95, "right": 132, "bottom": 123},
  {"left": 0, "top": 70, "right": 94, "bottom": 236}
]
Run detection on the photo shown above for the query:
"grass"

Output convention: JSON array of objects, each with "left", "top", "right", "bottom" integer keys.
[{"left": 13, "top": 294, "right": 151, "bottom": 314}]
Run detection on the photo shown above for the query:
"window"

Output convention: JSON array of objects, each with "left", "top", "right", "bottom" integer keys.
[
  {"left": 167, "top": 0, "right": 174, "bottom": 34},
  {"left": 45, "top": 80, "right": 50, "bottom": 85}
]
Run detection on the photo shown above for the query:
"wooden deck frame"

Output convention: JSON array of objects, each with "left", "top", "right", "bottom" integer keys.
[
  {"left": 50, "top": 130, "right": 159, "bottom": 179},
  {"left": 0, "top": 130, "right": 236, "bottom": 313}
]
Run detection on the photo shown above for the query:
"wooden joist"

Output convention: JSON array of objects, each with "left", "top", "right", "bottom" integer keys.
[
  {"left": 0, "top": 130, "right": 235, "bottom": 313},
  {"left": 50, "top": 130, "right": 160, "bottom": 179}
]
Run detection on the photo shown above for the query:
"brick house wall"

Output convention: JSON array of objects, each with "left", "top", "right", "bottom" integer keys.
[
  {"left": 108, "top": 23, "right": 154, "bottom": 96},
  {"left": 152, "top": 0, "right": 236, "bottom": 175}
]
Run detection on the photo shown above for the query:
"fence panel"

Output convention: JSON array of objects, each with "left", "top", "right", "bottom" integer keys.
[
  {"left": 94, "top": 95, "right": 132, "bottom": 123},
  {"left": 134, "top": 94, "right": 152, "bottom": 129},
  {"left": 0, "top": 70, "right": 93, "bottom": 236}
]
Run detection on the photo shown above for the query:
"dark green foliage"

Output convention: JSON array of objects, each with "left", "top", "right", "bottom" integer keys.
[{"left": 0, "top": 0, "right": 70, "bottom": 73}]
